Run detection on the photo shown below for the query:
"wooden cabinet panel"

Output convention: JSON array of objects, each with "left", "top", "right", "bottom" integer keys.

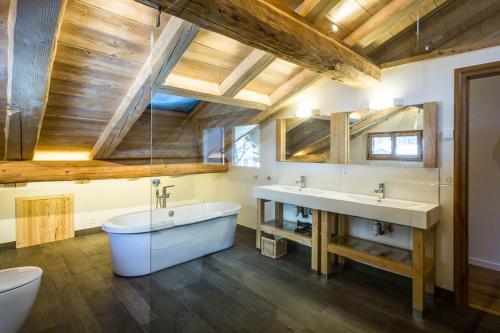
[{"left": 16, "top": 194, "right": 74, "bottom": 248}]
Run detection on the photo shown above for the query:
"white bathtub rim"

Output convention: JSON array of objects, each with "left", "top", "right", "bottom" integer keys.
[{"left": 102, "top": 201, "right": 241, "bottom": 234}]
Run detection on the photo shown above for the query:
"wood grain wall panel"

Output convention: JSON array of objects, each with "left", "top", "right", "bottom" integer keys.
[
  {"left": 55, "top": 43, "right": 142, "bottom": 78},
  {"left": 44, "top": 106, "right": 111, "bottom": 122},
  {"left": 16, "top": 194, "right": 74, "bottom": 248},
  {"left": 64, "top": 0, "right": 154, "bottom": 46},
  {"left": 49, "top": 79, "right": 127, "bottom": 102},
  {"left": 183, "top": 43, "right": 245, "bottom": 71},
  {"left": 45, "top": 93, "right": 120, "bottom": 115},
  {"left": 77, "top": 0, "right": 161, "bottom": 26},
  {"left": 51, "top": 61, "right": 135, "bottom": 91},
  {"left": 194, "top": 29, "right": 253, "bottom": 59},
  {"left": 110, "top": 110, "right": 201, "bottom": 160},
  {"left": 58, "top": 21, "right": 150, "bottom": 63},
  {"left": 172, "top": 57, "right": 233, "bottom": 84}
]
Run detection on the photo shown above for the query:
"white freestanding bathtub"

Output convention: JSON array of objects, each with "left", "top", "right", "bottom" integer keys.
[{"left": 102, "top": 201, "right": 241, "bottom": 277}]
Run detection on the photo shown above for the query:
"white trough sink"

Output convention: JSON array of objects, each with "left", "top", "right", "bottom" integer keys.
[{"left": 253, "top": 184, "right": 440, "bottom": 229}]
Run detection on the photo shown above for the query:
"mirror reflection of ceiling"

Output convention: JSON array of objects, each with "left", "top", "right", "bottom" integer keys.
[{"left": 149, "top": 93, "right": 200, "bottom": 112}]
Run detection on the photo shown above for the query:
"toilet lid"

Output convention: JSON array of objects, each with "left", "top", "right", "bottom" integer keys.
[{"left": 0, "top": 266, "right": 43, "bottom": 293}]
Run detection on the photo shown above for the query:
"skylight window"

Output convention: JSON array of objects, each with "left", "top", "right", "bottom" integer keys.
[{"left": 149, "top": 92, "right": 199, "bottom": 112}]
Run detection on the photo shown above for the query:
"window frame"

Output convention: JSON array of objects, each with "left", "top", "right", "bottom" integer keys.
[{"left": 366, "top": 130, "right": 423, "bottom": 161}]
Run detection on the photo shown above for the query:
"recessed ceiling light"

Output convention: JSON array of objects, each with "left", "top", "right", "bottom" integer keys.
[{"left": 331, "top": 23, "right": 339, "bottom": 33}]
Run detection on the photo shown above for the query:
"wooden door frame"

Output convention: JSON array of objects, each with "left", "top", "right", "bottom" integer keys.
[{"left": 453, "top": 60, "right": 500, "bottom": 305}]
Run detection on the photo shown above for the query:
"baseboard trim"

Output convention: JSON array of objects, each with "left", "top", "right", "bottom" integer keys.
[
  {"left": 75, "top": 227, "right": 103, "bottom": 237},
  {"left": 0, "top": 241, "right": 16, "bottom": 250},
  {"left": 469, "top": 257, "right": 500, "bottom": 271}
]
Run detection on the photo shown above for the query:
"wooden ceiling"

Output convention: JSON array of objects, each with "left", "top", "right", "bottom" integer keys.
[{"left": 1, "top": 0, "right": 498, "bottom": 162}]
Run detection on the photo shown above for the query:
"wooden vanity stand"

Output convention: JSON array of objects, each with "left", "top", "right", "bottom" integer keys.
[
  {"left": 256, "top": 199, "right": 320, "bottom": 272},
  {"left": 320, "top": 212, "right": 437, "bottom": 316}
]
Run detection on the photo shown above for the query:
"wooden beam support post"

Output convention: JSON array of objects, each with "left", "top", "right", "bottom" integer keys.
[
  {"left": 311, "top": 209, "right": 320, "bottom": 272},
  {"left": 256, "top": 198, "right": 266, "bottom": 249},
  {"left": 337, "top": 214, "right": 349, "bottom": 265},
  {"left": 90, "top": 17, "right": 199, "bottom": 160},
  {"left": 321, "top": 211, "right": 335, "bottom": 277},
  {"left": 330, "top": 112, "right": 349, "bottom": 164},
  {"left": 423, "top": 102, "right": 438, "bottom": 168},
  {"left": 412, "top": 228, "right": 425, "bottom": 316},
  {"left": 4, "top": 0, "right": 67, "bottom": 160},
  {"left": 158, "top": 0, "right": 380, "bottom": 88},
  {"left": 276, "top": 119, "right": 286, "bottom": 162}
]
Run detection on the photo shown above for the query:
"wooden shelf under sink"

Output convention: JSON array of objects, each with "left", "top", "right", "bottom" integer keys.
[{"left": 260, "top": 219, "right": 312, "bottom": 247}]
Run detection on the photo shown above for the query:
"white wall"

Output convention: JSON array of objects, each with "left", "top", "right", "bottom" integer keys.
[
  {"left": 468, "top": 74, "right": 500, "bottom": 271},
  {"left": 0, "top": 175, "right": 204, "bottom": 244},
  {"left": 196, "top": 45, "right": 500, "bottom": 291}
]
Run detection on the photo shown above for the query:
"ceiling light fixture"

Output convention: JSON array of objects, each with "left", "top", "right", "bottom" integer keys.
[{"left": 331, "top": 23, "right": 339, "bottom": 33}]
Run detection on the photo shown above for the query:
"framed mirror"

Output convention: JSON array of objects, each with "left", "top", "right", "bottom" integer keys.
[
  {"left": 349, "top": 103, "right": 437, "bottom": 167},
  {"left": 276, "top": 102, "right": 437, "bottom": 168},
  {"left": 276, "top": 116, "right": 331, "bottom": 163}
]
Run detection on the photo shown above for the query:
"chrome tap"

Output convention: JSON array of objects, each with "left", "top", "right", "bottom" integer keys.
[
  {"left": 152, "top": 178, "right": 175, "bottom": 209},
  {"left": 374, "top": 182, "right": 385, "bottom": 201},
  {"left": 295, "top": 176, "right": 306, "bottom": 189}
]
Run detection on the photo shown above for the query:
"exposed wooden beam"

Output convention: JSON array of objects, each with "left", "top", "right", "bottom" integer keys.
[
  {"left": 295, "top": 0, "right": 341, "bottom": 23},
  {"left": 370, "top": 0, "right": 500, "bottom": 65},
  {"left": 249, "top": 70, "right": 326, "bottom": 124},
  {"left": 158, "top": 0, "right": 380, "bottom": 88},
  {"left": 4, "top": 0, "right": 67, "bottom": 160},
  {"left": 343, "top": 0, "right": 424, "bottom": 48},
  {"left": 381, "top": 37, "right": 500, "bottom": 69},
  {"left": 158, "top": 79, "right": 270, "bottom": 110},
  {"left": 219, "top": 49, "right": 276, "bottom": 97},
  {"left": 90, "top": 17, "right": 198, "bottom": 160},
  {"left": 0, "top": 161, "right": 228, "bottom": 184}
]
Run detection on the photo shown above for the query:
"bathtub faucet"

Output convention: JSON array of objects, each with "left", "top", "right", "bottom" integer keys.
[{"left": 158, "top": 185, "right": 175, "bottom": 209}]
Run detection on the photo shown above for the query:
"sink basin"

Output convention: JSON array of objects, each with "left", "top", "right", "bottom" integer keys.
[
  {"left": 344, "top": 193, "right": 422, "bottom": 209},
  {"left": 253, "top": 184, "right": 440, "bottom": 229}
]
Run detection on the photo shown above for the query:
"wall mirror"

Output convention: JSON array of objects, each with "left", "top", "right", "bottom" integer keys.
[
  {"left": 276, "top": 102, "right": 437, "bottom": 168},
  {"left": 276, "top": 116, "right": 331, "bottom": 163}
]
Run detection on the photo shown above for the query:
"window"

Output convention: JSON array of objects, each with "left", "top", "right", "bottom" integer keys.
[
  {"left": 203, "top": 127, "right": 224, "bottom": 164},
  {"left": 367, "top": 130, "right": 423, "bottom": 161},
  {"left": 233, "top": 125, "right": 260, "bottom": 167}
]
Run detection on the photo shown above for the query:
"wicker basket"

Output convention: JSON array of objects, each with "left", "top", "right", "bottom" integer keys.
[{"left": 261, "top": 235, "right": 287, "bottom": 259}]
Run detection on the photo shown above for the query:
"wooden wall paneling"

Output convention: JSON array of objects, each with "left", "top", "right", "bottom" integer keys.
[
  {"left": 58, "top": 21, "right": 150, "bottom": 63},
  {"left": 423, "top": 102, "right": 438, "bottom": 168},
  {"left": 330, "top": 112, "right": 349, "bottom": 164},
  {"left": 158, "top": 0, "right": 381, "bottom": 88},
  {"left": 276, "top": 119, "right": 286, "bottom": 161},
  {"left": 16, "top": 194, "right": 74, "bottom": 248},
  {"left": 369, "top": 0, "right": 500, "bottom": 65},
  {"left": 90, "top": 17, "right": 199, "bottom": 159},
  {"left": 4, "top": 0, "right": 67, "bottom": 160}
]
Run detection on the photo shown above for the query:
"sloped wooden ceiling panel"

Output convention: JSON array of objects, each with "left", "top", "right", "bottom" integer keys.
[
  {"left": 0, "top": 0, "right": 9, "bottom": 160},
  {"left": 36, "top": 0, "right": 162, "bottom": 155}
]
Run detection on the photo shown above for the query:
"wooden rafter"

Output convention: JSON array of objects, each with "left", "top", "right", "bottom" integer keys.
[
  {"left": 90, "top": 17, "right": 198, "bottom": 160},
  {"left": 4, "top": 0, "right": 67, "bottom": 160},
  {"left": 219, "top": 49, "right": 276, "bottom": 97},
  {"left": 158, "top": 0, "right": 380, "bottom": 88},
  {"left": 369, "top": 0, "right": 500, "bottom": 65}
]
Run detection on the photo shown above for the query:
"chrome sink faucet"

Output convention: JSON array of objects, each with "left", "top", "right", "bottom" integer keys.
[
  {"left": 374, "top": 182, "right": 385, "bottom": 201},
  {"left": 152, "top": 179, "right": 175, "bottom": 209},
  {"left": 295, "top": 176, "right": 306, "bottom": 189}
]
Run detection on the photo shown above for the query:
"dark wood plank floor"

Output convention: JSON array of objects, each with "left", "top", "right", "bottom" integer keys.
[
  {"left": 1, "top": 226, "right": 499, "bottom": 333},
  {"left": 469, "top": 264, "right": 500, "bottom": 317}
]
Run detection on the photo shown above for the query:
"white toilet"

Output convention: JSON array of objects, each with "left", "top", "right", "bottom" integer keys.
[{"left": 0, "top": 266, "right": 43, "bottom": 333}]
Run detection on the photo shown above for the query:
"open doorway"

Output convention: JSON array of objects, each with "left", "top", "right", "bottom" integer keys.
[{"left": 454, "top": 61, "right": 500, "bottom": 316}]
